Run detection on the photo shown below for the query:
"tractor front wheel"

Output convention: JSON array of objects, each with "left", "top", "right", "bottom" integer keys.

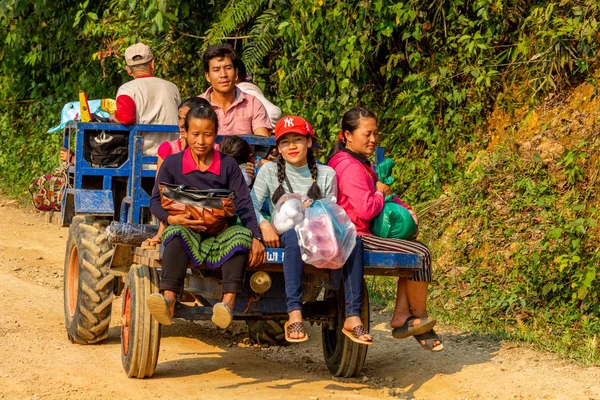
[
  {"left": 63, "top": 217, "right": 114, "bottom": 344},
  {"left": 121, "top": 264, "right": 161, "bottom": 378}
]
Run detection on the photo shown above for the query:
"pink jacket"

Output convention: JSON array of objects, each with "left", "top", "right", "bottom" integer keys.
[{"left": 328, "top": 151, "right": 384, "bottom": 236}]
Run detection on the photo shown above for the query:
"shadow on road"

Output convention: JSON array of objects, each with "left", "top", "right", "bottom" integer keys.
[{"left": 123, "top": 314, "right": 501, "bottom": 398}]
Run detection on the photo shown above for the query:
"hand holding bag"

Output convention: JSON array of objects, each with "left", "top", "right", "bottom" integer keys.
[{"left": 159, "top": 183, "right": 236, "bottom": 235}]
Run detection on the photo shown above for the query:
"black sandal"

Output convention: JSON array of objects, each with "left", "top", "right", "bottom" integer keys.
[
  {"left": 392, "top": 316, "right": 436, "bottom": 339},
  {"left": 414, "top": 329, "right": 444, "bottom": 352}
]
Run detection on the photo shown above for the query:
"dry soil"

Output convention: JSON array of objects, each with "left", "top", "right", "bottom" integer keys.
[{"left": 1, "top": 200, "right": 600, "bottom": 400}]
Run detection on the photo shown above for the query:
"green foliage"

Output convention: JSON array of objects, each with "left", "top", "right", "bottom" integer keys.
[
  {"left": 418, "top": 145, "right": 600, "bottom": 362},
  {"left": 2, "top": 0, "right": 600, "bottom": 361}
]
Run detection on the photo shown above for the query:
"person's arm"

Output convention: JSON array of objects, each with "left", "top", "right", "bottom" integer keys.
[
  {"left": 149, "top": 158, "right": 175, "bottom": 224},
  {"left": 249, "top": 163, "right": 273, "bottom": 225},
  {"left": 253, "top": 127, "right": 270, "bottom": 137},
  {"left": 228, "top": 160, "right": 261, "bottom": 239},
  {"left": 323, "top": 168, "right": 338, "bottom": 200},
  {"left": 339, "top": 163, "right": 384, "bottom": 220},
  {"left": 112, "top": 94, "right": 136, "bottom": 125},
  {"left": 250, "top": 165, "right": 279, "bottom": 247},
  {"left": 250, "top": 99, "right": 272, "bottom": 136},
  {"left": 155, "top": 141, "right": 172, "bottom": 176}
]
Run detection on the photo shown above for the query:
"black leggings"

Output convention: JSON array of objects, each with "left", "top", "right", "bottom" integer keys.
[{"left": 159, "top": 236, "right": 247, "bottom": 294}]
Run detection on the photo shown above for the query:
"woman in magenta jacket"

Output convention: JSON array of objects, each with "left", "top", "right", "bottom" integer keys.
[{"left": 328, "top": 107, "right": 443, "bottom": 352}]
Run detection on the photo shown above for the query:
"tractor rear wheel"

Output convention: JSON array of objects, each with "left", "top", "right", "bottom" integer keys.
[
  {"left": 121, "top": 264, "right": 161, "bottom": 378},
  {"left": 63, "top": 216, "right": 114, "bottom": 344},
  {"left": 321, "top": 279, "right": 370, "bottom": 377}
]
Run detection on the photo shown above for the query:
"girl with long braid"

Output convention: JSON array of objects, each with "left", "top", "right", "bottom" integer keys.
[{"left": 251, "top": 116, "right": 372, "bottom": 344}]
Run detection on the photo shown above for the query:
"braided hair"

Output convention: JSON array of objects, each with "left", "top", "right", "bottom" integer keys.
[
  {"left": 306, "top": 148, "right": 322, "bottom": 200},
  {"left": 271, "top": 146, "right": 323, "bottom": 205}
]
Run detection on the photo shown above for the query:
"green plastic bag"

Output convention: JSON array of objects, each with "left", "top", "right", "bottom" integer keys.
[
  {"left": 371, "top": 157, "right": 417, "bottom": 239},
  {"left": 371, "top": 195, "right": 417, "bottom": 239},
  {"left": 376, "top": 158, "right": 395, "bottom": 186}
]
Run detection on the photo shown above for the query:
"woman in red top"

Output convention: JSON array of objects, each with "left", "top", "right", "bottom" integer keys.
[{"left": 328, "top": 108, "right": 443, "bottom": 352}]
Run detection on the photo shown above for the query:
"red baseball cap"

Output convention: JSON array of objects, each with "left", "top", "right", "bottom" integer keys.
[{"left": 274, "top": 116, "right": 315, "bottom": 141}]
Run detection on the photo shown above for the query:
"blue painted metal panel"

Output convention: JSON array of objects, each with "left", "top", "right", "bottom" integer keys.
[
  {"left": 130, "top": 135, "right": 144, "bottom": 224},
  {"left": 375, "top": 147, "right": 385, "bottom": 166},
  {"left": 364, "top": 251, "right": 421, "bottom": 269},
  {"left": 219, "top": 134, "right": 275, "bottom": 147},
  {"left": 215, "top": 134, "right": 320, "bottom": 148},
  {"left": 63, "top": 122, "right": 179, "bottom": 223},
  {"left": 263, "top": 247, "right": 421, "bottom": 270},
  {"left": 74, "top": 189, "right": 114, "bottom": 214}
]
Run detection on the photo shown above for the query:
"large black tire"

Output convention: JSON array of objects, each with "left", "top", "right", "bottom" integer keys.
[
  {"left": 64, "top": 216, "right": 115, "bottom": 344},
  {"left": 247, "top": 320, "right": 287, "bottom": 346},
  {"left": 121, "top": 264, "right": 161, "bottom": 378},
  {"left": 322, "top": 279, "right": 370, "bottom": 377}
]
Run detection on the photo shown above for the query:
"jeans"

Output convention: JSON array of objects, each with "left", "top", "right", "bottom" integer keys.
[
  {"left": 280, "top": 230, "right": 364, "bottom": 317},
  {"left": 343, "top": 236, "right": 364, "bottom": 317},
  {"left": 280, "top": 229, "right": 304, "bottom": 313}
]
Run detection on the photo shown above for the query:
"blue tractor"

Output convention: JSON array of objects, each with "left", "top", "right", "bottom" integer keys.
[{"left": 60, "top": 123, "right": 423, "bottom": 378}]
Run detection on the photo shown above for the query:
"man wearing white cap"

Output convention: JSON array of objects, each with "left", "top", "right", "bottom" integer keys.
[{"left": 110, "top": 42, "right": 181, "bottom": 155}]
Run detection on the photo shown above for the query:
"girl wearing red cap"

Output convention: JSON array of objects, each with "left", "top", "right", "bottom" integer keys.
[
  {"left": 328, "top": 107, "right": 443, "bottom": 352},
  {"left": 251, "top": 116, "right": 373, "bottom": 344}
]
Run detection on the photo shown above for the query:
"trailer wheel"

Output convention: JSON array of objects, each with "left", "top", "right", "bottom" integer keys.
[
  {"left": 322, "top": 279, "right": 370, "bottom": 377},
  {"left": 63, "top": 216, "right": 114, "bottom": 344},
  {"left": 121, "top": 264, "right": 161, "bottom": 378}
]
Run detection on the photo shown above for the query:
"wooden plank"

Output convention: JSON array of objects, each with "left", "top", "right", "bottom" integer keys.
[{"left": 133, "top": 247, "right": 160, "bottom": 260}]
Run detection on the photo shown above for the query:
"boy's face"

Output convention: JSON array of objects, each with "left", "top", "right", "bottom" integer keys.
[{"left": 205, "top": 56, "right": 237, "bottom": 95}]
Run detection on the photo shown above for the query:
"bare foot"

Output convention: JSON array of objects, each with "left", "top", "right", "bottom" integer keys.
[
  {"left": 390, "top": 313, "right": 427, "bottom": 329},
  {"left": 163, "top": 290, "right": 177, "bottom": 317}
]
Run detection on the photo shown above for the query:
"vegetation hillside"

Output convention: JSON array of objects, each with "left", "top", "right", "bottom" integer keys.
[{"left": 1, "top": 0, "right": 600, "bottom": 361}]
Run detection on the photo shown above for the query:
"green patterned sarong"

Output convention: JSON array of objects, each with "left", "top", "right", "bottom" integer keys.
[{"left": 162, "top": 225, "right": 252, "bottom": 269}]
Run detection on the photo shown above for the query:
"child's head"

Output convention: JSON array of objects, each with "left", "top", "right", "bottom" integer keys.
[
  {"left": 219, "top": 135, "right": 253, "bottom": 164},
  {"left": 271, "top": 116, "right": 322, "bottom": 204},
  {"left": 178, "top": 97, "right": 211, "bottom": 136},
  {"left": 184, "top": 102, "right": 218, "bottom": 157}
]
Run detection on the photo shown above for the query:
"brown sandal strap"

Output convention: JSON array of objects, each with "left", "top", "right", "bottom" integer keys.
[
  {"left": 286, "top": 322, "right": 305, "bottom": 335},
  {"left": 350, "top": 325, "right": 371, "bottom": 340}
]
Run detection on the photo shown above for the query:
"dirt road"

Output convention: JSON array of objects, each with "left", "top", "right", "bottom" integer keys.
[{"left": 1, "top": 201, "right": 600, "bottom": 399}]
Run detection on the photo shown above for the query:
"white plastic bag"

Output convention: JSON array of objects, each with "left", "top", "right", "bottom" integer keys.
[
  {"left": 295, "top": 199, "right": 357, "bottom": 269},
  {"left": 271, "top": 193, "right": 307, "bottom": 234}
]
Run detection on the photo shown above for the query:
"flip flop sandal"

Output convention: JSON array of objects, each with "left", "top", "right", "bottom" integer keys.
[
  {"left": 414, "top": 329, "right": 444, "bottom": 352},
  {"left": 146, "top": 293, "right": 173, "bottom": 325},
  {"left": 391, "top": 316, "right": 437, "bottom": 339},
  {"left": 211, "top": 302, "right": 233, "bottom": 329},
  {"left": 342, "top": 325, "right": 373, "bottom": 345},
  {"left": 284, "top": 321, "right": 309, "bottom": 343}
]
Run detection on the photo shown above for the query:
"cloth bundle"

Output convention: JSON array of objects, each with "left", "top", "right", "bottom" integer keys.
[{"left": 371, "top": 158, "right": 418, "bottom": 239}]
